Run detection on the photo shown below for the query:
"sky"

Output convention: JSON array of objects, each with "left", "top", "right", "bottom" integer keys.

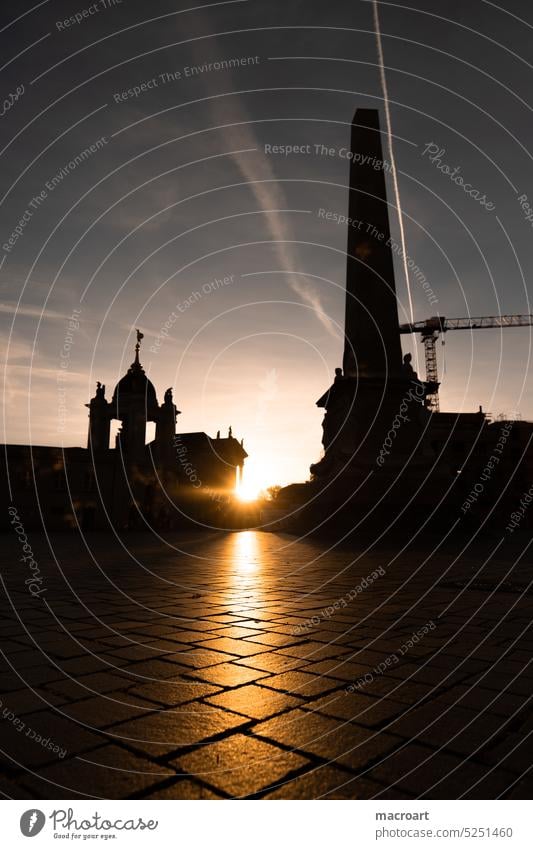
[{"left": 1, "top": 0, "right": 533, "bottom": 491}]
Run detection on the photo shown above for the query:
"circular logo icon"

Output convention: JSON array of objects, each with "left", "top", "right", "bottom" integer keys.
[{"left": 20, "top": 810, "right": 46, "bottom": 837}]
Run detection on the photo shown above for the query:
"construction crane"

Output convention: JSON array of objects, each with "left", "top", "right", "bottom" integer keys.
[{"left": 398, "top": 314, "right": 533, "bottom": 413}]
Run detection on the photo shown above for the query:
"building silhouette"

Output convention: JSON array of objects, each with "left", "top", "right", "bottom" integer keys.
[{"left": 1, "top": 331, "right": 247, "bottom": 531}]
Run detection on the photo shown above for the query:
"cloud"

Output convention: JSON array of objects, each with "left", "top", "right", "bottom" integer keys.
[
  {"left": 0, "top": 303, "right": 68, "bottom": 322},
  {"left": 186, "top": 19, "right": 337, "bottom": 338}
]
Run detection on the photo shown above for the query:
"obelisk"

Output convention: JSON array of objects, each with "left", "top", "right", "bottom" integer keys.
[
  {"left": 302, "top": 108, "right": 441, "bottom": 533},
  {"left": 311, "top": 107, "right": 424, "bottom": 481},
  {"left": 342, "top": 108, "right": 403, "bottom": 380}
]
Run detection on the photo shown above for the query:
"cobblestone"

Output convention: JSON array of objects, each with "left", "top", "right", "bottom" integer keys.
[{"left": 0, "top": 529, "right": 531, "bottom": 798}]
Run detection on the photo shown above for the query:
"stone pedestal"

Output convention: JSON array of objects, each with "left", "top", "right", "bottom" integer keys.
[{"left": 307, "top": 373, "right": 457, "bottom": 533}]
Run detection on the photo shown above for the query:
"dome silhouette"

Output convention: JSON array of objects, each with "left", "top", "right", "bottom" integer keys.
[{"left": 111, "top": 341, "right": 159, "bottom": 419}]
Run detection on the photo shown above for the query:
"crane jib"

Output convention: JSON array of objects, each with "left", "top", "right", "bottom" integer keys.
[{"left": 396, "top": 315, "right": 533, "bottom": 412}]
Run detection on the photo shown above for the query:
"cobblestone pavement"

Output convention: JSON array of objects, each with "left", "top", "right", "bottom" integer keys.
[{"left": 0, "top": 529, "right": 532, "bottom": 799}]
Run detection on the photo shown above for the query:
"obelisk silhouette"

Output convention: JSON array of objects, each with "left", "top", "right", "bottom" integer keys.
[
  {"left": 342, "top": 108, "right": 403, "bottom": 380},
  {"left": 311, "top": 107, "right": 425, "bottom": 482}
]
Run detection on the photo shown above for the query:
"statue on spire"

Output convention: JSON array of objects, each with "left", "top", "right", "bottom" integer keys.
[{"left": 133, "top": 329, "right": 144, "bottom": 366}]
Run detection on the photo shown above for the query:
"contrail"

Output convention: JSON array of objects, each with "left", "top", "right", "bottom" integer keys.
[
  {"left": 210, "top": 97, "right": 338, "bottom": 338},
  {"left": 372, "top": 0, "right": 419, "bottom": 369},
  {"left": 186, "top": 11, "right": 338, "bottom": 338}
]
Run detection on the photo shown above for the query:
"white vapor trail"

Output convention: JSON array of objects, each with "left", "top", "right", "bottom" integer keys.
[
  {"left": 211, "top": 96, "right": 338, "bottom": 338},
  {"left": 372, "top": 0, "right": 419, "bottom": 368},
  {"left": 187, "top": 14, "right": 338, "bottom": 337}
]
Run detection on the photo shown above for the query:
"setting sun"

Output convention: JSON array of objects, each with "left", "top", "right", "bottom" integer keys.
[
  {"left": 236, "top": 458, "right": 273, "bottom": 502},
  {"left": 236, "top": 483, "right": 260, "bottom": 502}
]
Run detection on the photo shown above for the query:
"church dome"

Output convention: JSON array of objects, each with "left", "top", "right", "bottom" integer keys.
[
  {"left": 112, "top": 368, "right": 158, "bottom": 405},
  {"left": 111, "top": 332, "right": 159, "bottom": 417}
]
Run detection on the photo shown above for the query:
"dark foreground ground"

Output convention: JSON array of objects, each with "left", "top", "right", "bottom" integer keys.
[{"left": 0, "top": 528, "right": 532, "bottom": 799}]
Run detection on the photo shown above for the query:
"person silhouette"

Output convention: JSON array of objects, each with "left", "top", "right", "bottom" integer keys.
[{"left": 402, "top": 353, "right": 415, "bottom": 376}]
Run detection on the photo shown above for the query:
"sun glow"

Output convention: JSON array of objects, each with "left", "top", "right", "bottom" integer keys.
[
  {"left": 235, "top": 458, "right": 273, "bottom": 502},
  {"left": 236, "top": 482, "right": 261, "bottom": 502}
]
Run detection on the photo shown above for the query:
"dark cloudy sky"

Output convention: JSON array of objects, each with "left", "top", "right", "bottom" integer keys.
[{"left": 1, "top": 0, "right": 532, "bottom": 489}]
